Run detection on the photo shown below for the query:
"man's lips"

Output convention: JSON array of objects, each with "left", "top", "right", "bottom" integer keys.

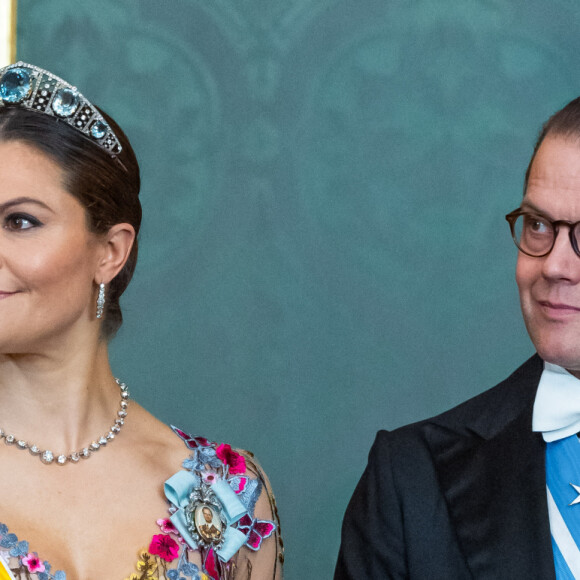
[{"left": 538, "top": 300, "right": 580, "bottom": 313}]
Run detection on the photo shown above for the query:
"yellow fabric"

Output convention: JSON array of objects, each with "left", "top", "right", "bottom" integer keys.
[{"left": 0, "top": 557, "right": 14, "bottom": 580}]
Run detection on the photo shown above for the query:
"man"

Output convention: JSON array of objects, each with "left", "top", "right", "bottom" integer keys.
[
  {"left": 335, "top": 98, "right": 580, "bottom": 579},
  {"left": 198, "top": 506, "right": 222, "bottom": 542}
]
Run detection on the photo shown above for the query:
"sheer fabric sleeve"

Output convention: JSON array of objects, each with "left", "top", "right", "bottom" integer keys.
[{"left": 232, "top": 450, "right": 284, "bottom": 580}]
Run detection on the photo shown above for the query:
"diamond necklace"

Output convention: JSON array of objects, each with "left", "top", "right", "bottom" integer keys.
[{"left": 0, "top": 378, "right": 129, "bottom": 466}]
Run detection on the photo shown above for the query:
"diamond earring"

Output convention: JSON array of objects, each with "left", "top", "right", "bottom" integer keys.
[{"left": 96, "top": 283, "right": 105, "bottom": 319}]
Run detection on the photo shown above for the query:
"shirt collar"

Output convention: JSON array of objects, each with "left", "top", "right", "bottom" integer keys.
[{"left": 533, "top": 361, "right": 580, "bottom": 442}]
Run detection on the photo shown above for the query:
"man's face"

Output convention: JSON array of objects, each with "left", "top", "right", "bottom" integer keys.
[
  {"left": 203, "top": 508, "right": 212, "bottom": 523},
  {"left": 517, "top": 136, "right": 580, "bottom": 376}
]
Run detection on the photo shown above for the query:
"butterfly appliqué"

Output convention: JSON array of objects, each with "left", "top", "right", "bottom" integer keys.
[
  {"left": 236, "top": 514, "right": 276, "bottom": 550},
  {"left": 171, "top": 426, "right": 211, "bottom": 449}
]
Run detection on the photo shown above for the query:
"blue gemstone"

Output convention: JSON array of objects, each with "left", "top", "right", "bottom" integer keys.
[
  {"left": 52, "top": 87, "right": 79, "bottom": 117},
  {"left": 91, "top": 120, "right": 107, "bottom": 140},
  {"left": 0, "top": 67, "right": 32, "bottom": 104}
]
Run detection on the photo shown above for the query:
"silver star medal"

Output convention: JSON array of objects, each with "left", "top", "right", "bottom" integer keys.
[{"left": 569, "top": 483, "right": 580, "bottom": 505}]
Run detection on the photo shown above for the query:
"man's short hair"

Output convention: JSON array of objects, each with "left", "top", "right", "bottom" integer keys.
[{"left": 524, "top": 97, "right": 580, "bottom": 194}]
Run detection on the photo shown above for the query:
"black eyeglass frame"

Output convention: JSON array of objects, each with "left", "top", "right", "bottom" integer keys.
[{"left": 505, "top": 208, "right": 580, "bottom": 258}]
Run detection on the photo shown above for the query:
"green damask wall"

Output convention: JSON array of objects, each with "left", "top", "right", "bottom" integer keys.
[{"left": 16, "top": 1, "right": 580, "bottom": 576}]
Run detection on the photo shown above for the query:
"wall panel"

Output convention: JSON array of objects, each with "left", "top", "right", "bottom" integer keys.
[{"left": 16, "top": 1, "right": 580, "bottom": 575}]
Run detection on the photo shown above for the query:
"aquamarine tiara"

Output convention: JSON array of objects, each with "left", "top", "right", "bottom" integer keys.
[{"left": 0, "top": 61, "right": 122, "bottom": 155}]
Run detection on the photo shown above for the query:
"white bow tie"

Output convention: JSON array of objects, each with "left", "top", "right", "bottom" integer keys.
[{"left": 533, "top": 362, "right": 580, "bottom": 442}]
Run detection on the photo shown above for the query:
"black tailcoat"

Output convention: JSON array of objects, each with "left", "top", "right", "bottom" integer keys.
[{"left": 335, "top": 355, "right": 557, "bottom": 579}]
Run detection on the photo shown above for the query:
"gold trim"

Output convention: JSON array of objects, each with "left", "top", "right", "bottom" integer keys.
[
  {"left": 10, "top": 0, "right": 16, "bottom": 63},
  {"left": 0, "top": 0, "right": 16, "bottom": 66}
]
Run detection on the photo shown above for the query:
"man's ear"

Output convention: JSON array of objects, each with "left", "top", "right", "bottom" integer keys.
[{"left": 95, "top": 223, "right": 136, "bottom": 284}]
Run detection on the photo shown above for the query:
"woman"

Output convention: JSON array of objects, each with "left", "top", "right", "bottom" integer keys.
[{"left": 0, "top": 62, "right": 282, "bottom": 580}]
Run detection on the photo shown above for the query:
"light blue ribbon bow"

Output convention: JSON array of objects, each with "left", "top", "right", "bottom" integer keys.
[{"left": 164, "top": 470, "right": 248, "bottom": 561}]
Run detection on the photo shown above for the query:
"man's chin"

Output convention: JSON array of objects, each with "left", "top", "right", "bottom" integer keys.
[{"left": 536, "top": 345, "right": 580, "bottom": 377}]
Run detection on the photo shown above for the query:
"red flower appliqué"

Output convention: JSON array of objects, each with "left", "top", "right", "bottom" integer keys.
[
  {"left": 22, "top": 553, "right": 45, "bottom": 573},
  {"left": 216, "top": 444, "right": 246, "bottom": 475},
  {"left": 149, "top": 534, "right": 180, "bottom": 562}
]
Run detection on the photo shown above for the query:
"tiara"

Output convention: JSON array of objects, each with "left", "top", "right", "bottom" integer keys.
[{"left": 0, "top": 62, "right": 122, "bottom": 155}]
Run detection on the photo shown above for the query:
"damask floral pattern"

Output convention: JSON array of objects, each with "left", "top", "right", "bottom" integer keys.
[{"left": 17, "top": 1, "right": 578, "bottom": 576}]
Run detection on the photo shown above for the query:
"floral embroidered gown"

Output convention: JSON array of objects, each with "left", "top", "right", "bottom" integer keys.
[{"left": 0, "top": 428, "right": 283, "bottom": 580}]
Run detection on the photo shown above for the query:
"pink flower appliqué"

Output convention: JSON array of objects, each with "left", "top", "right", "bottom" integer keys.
[
  {"left": 216, "top": 444, "right": 246, "bottom": 475},
  {"left": 202, "top": 470, "right": 219, "bottom": 485},
  {"left": 149, "top": 534, "right": 180, "bottom": 562},
  {"left": 22, "top": 553, "right": 45, "bottom": 573},
  {"left": 156, "top": 518, "right": 178, "bottom": 535}
]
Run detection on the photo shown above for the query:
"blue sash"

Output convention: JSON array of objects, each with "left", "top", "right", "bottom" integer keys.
[{"left": 546, "top": 435, "right": 580, "bottom": 578}]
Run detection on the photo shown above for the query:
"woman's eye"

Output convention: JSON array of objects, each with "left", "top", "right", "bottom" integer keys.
[{"left": 4, "top": 214, "right": 41, "bottom": 231}]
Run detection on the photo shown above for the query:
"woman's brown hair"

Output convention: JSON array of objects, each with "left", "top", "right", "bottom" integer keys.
[{"left": 0, "top": 106, "right": 142, "bottom": 338}]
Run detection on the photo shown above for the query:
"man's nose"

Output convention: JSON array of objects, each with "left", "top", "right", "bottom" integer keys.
[{"left": 542, "top": 226, "right": 580, "bottom": 281}]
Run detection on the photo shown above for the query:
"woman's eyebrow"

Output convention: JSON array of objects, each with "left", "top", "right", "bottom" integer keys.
[{"left": 0, "top": 197, "right": 54, "bottom": 213}]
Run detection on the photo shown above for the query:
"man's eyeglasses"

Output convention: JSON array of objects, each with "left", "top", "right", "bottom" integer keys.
[{"left": 505, "top": 209, "right": 580, "bottom": 258}]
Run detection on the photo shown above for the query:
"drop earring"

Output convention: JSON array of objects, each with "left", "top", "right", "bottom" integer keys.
[{"left": 96, "top": 283, "right": 105, "bottom": 319}]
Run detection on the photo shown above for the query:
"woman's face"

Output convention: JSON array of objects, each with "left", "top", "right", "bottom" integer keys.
[{"left": 0, "top": 140, "right": 105, "bottom": 353}]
